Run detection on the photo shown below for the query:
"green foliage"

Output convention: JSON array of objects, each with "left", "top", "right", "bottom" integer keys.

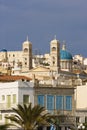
[
  {"left": 48, "top": 117, "right": 60, "bottom": 130},
  {"left": 0, "top": 124, "right": 10, "bottom": 130},
  {"left": 6, "top": 103, "right": 51, "bottom": 130}
]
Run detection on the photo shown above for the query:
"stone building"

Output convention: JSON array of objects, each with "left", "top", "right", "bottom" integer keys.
[
  {"left": 0, "top": 37, "right": 74, "bottom": 76},
  {"left": 0, "top": 37, "right": 32, "bottom": 73}
]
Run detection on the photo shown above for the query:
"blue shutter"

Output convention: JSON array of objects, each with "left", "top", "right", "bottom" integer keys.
[
  {"left": 56, "top": 96, "right": 63, "bottom": 110},
  {"left": 65, "top": 96, "right": 72, "bottom": 110},
  {"left": 47, "top": 95, "right": 54, "bottom": 110},
  {"left": 37, "top": 95, "right": 44, "bottom": 107}
]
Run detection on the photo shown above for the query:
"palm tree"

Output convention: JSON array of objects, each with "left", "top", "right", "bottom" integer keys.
[
  {"left": 0, "top": 124, "right": 10, "bottom": 130},
  {"left": 6, "top": 103, "right": 51, "bottom": 130},
  {"left": 48, "top": 117, "right": 60, "bottom": 130}
]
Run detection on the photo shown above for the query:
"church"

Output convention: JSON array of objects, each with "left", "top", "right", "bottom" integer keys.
[
  {"left": 0, "top": 36, "right": 76, "bottom": 75},
  {"left": 0, "top": 37, "right": 87, "bottom": 130}
]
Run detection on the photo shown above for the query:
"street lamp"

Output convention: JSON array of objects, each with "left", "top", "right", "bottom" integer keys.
[{"left": 78, "top": 123, "right": 85, "bottom": 130}]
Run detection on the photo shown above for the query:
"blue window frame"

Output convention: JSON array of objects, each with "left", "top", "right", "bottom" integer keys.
[
  {"left": 65, "top": 96, "right": 72, "bottom": 110},
  {"left": 56, "top": 96, "right": 63, "bottom": 110},
  {"left": 47, "top": 95, "right": 54, "bottom": 110},
  {"left": 37, "top": 95, "right": 44, "bottom": 107}
]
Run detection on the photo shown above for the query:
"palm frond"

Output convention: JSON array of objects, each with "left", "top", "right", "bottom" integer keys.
[{"left": 6, "top": 103, "right": 52, "bottom": 130}]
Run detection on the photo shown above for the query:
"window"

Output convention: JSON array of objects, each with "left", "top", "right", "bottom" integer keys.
[
  {"left": 24, "top": 48, "right": 28, "bottom": 52},
  {"left": 25, "top": 62, "right": 27, "bottom": 65},
  {"left": 52, "top": 47, "right": 56, "bottom": 51},
  {"left": 23, "top": 95, "right": 29, "bottom": 104},
  {"left": 47, "top": 95, "right": 54, "bottom": 110},
  {"left": 76, "top": 117, "right": 80, "bottom": 123},
  {"left": 7, "top": 95, "right": 11, "bottom": 108},
  {"left": 13, "top": 94, "right": 16, "bottom": 104},
  {"left": 56, "top": 96, "right": 63, "bottom": 110},
  {"left": 53, "top": 57, "right": 55, "bottom": 60},
  {"left": 65, "top": 96, "right": 72, "bottom": 110},
  {"left": 2, "top": 95, "right": 5, "bottom": 101},
  {"left": 0, "top": 114, "right": 2, "bottom": 120},
  {"left": 13, "top": 54, "right": 15, "bottom": 57},
  {"left": 37, "top": 95, "right": 44, "bottom": 107},
  {"left": 25, "top": 58, "right": 27, "bottom": 60},
  {"left": 53, "top": 61, "right": 55, "bottom": 65}
]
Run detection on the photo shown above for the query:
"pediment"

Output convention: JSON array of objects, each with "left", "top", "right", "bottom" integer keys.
[{"left": 30, "top": 66, "right": 50, "bottom": 72}]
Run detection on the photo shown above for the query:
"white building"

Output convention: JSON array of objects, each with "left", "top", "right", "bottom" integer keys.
[
  {"left": 0, "top": 78, "right": 34, "bottom": 125},
  {"left": 75, "top": 80, "right": 87, "bottom": 124},
  {"left": 0, "top": 37, "right": 32, "bottom": 73}
]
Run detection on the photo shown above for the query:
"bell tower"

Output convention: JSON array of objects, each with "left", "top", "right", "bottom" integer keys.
[
  {"left": 22, "top": 36, "right": 32, "bottom": 72},
  {"left": 50, "top": 36, "right": 60, "bottom": 71}
]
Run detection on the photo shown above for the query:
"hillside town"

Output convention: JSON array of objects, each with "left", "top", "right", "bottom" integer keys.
[{"left": 0, "top": 37, "right": 87, "bottom": 130}]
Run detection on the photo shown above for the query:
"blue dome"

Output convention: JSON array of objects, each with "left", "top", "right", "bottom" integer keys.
[
  {"left": 60, "top": 50, "right": 72, "bottom": 60},
  {"left": 1, "top": 48, "right": 7, "bottom": 52}
]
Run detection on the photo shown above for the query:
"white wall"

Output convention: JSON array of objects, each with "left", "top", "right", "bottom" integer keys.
[
  {"left": 0, "top": 81, "right": 19, "bottom": 108},
  {"left": 0, "top": 80, "right": 34, "bottom": 124},
  {"left": 76, "top": 84, "right": 87, "bottom": 109}
]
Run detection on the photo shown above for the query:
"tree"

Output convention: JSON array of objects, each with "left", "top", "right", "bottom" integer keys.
[
  {"left": 0, "top": 124, "right": 10, "bottom": 130},
  {"left": 48, "top": 117, "right": 60, "bottom": 130},
  {"left": 6, "top": 103, "right": 50, "bottom": 130}
]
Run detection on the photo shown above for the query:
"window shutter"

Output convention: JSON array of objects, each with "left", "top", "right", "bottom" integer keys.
[
  {"left": 47, "top": 95, "right": 54, "bottom": 110},
  {"left": 13, "top": 94, "right": 16, "bottom": 104},
  {"left": 65, "top": 96, "right": 72, "bottom": 110},
  {"left": 38, "top": 95, "right": 44, "bottom": 107},
  {"left": 56, "top": 96, "right": 63, "bottom": 110},
  {"left": 23, "top": 95, "right": 29, "bottom": 104}
]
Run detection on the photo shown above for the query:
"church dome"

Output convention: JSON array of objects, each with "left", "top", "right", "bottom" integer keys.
[
  {"left": 1, "top": 48, "right": 7, "bottom": 52},
  {"left": 60, "top": 44, "right": 72, "bottom": 60},
  {"left": 60, "top": 50, "right": 72, "bottom": 60}
]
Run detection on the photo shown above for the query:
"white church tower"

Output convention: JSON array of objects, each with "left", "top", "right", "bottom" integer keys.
[
  {"left": 50, "top": 36, "right": 60, "bottom": 72},
  {"left": 22, "top": 36, "right": 32, "bottom": 72}
]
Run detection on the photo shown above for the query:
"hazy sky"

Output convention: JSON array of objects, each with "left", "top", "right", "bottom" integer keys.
[{"left": 0, "top": 0, "right": 87, "bottom": 57}]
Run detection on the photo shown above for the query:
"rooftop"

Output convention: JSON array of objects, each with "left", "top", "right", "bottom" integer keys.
[{"left": 0, "top": 75, "right": 32, "bottom": 82}]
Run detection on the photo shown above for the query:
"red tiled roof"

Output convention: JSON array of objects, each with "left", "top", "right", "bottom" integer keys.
[{"left": 0, "top": 75, "right": 32, "bottom": 82}]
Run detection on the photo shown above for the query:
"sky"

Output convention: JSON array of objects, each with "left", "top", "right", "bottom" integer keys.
[{"left": 0, "top": 0, "right": 87, "bottom": 57}]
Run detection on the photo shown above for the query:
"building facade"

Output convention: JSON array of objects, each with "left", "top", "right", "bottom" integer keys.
[
  {"left": 0, "top": 79, "right": 34, "bottom": 126},
  {"left": 0, "top": 37, "right": 74, "bottom": 75},
  {"left": 0, "top": 37, "right": 32, "bottom": 73},
  {"left": 0, "top": 37, "right": 87, "bottom": 130}
]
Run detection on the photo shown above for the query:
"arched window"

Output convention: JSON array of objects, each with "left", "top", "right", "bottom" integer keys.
[
  {"left": 24, "top": 48, "right": 28, "bottom": 52},
  {"left": 52, "top": 47, "right": 56, "bottom": 51},
  {"left": 53, "top": 56, "right": 55, "bottom": 60},
  {"left": 13, "top": 54, "right": 15, "bottom": 57}
]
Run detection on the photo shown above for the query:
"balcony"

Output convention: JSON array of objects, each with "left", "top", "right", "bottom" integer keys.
[{"left": 47, "top": 109, "right": 73, "bottom": 116}]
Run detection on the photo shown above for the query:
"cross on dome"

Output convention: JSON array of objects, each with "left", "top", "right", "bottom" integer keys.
[
  {"left": 62, "top": 41, "right": 66, "bottom": 50},
  {"left": 26, "top": 35, "right": 29, "bottom": 41},
  {"left": 54, "top": 35, "right": 56, "bottom": 40}
]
